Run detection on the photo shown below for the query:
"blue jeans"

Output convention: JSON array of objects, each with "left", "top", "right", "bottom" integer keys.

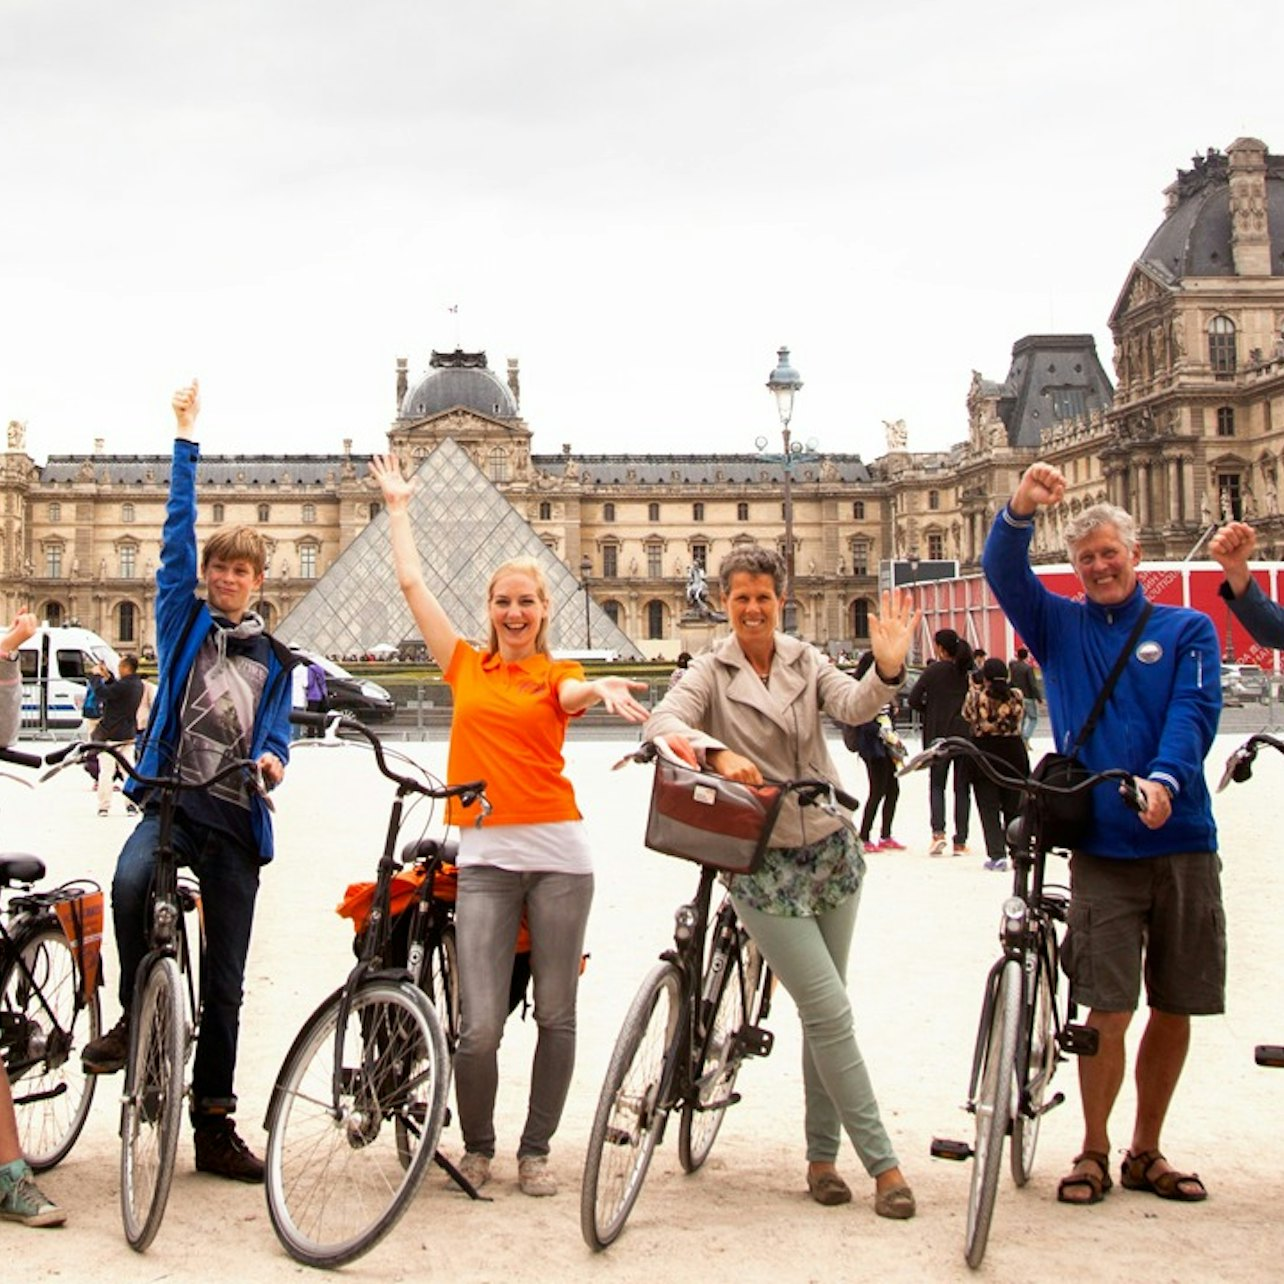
[
  {"left": 111, "top": 811, "right": 261, "bottom": 1117},
  {"left": 1021, "top": 703, "right": 1039, "bottom": 744},
  {"left": 453, "top": 866, "right": 593, "bottom": 1159},
  {"left": 731, "top": 890, "right": 898, "bottom": 1175}
]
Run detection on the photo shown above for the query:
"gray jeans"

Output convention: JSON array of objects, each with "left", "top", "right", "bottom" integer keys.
[
  {"left": 453, "top": 865, "right": 594, "bottom": 1159},
  {"left": 731, "top": 889, "right": 898, "bottom": 1175}
]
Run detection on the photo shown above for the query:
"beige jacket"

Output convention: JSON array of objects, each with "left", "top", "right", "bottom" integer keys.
[{"left": 643, "top": 632, "right": 903, "bottom": 848}]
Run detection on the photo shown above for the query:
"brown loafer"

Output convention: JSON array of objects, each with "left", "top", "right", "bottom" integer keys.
[
  {"left": 807, "top": 1169, "right": 853, "bottom": 1206},
  {"left": 874, "top": 1183, "right": 916, "bottom": 1219}
]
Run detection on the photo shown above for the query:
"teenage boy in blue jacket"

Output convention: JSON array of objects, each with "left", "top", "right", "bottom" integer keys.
[
  {"left": 82, "top": 379, "right": 296, "bottom": 1182},
  {"left": 983, "top": 461, "right": 1222, "bottom": 1209}
]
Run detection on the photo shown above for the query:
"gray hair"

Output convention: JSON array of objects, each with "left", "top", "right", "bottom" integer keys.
[
  {"left": 717, "top": 544, "right": 785, "bottom": 596},
  {"left": 1063, "top": 502, "right": 1138, "bottom": 552}
]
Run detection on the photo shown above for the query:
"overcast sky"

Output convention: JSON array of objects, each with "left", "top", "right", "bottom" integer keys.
[{"left": 2, "top": 0, "right": 1280, "bottom": 465}]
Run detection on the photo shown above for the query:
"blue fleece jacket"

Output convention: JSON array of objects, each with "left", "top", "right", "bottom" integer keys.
[
  {"left": 126, "top": 439, "right": 294, "bottom": 861},
  {"left": 982, "top": 506, "right": 1219, "bottom": 860}
]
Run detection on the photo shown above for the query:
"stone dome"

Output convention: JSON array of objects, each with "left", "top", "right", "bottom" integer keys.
[
  {"left": 399, "top": 349, "right": 518, "bottom": 421},
  {"left": 1139, "top": 138, "right": 1284, "bottom": 279}
]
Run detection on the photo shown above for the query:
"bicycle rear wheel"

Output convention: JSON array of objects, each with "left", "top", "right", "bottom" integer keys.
[
  {"left": 678, "top": 928, "right": 759, "bottom": 1173},
  {"left": 965, "top": 958, "right": 1020, "bottom": 1270},
  {"left": 264, "top": 978, "right": 449, "bottom": 1269},
  {"left": 1, "top": 920, "right": 101, "bottom": 1171},
  {"left": 581, "top": 962, "right": 682, "bottom": 1251},
  {"left": 120, "top": 956, "right": 186, "bottom": 1252},
  {"left": 1011, "top": 938, "right": 1057, "bottom": 1187}
]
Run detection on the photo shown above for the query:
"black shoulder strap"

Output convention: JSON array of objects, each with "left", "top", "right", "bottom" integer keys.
[{"left": 1070, "top": 601, "right": 1153, "bottom": 754}]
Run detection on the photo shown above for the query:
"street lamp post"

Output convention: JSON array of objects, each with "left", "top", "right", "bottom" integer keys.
[
  {"left": 580, "top": 554, "right": 593, "bottom": 649},
  {"left": 764, "top": 346, "right": 805, "bottom": 635}
]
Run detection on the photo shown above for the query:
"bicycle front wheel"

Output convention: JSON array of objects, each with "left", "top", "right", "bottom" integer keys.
[
  {"left": 965, "top": 957, "right": 1020, "bottom": 1270},
  {"left": 581, "top": 962, "right": 682, "bottom": 1251},
  {"left": 1011, "top": 938, "right": 1057, "bottom": 1187},
  {"left": 120, "top": 956, "right": 186, "bottom": 1252},
  {"left": 678, "top": 929, "right": 759, "bottom": 1173},
  {"left": 264, "top": 978, "right": 449, "bottom": 1269},
  {"left": 426, "top": 923, "right": 459, "bottom": 1052},
  {"left": 1, "top": 920, "right": 101, "bottom": 1171}
]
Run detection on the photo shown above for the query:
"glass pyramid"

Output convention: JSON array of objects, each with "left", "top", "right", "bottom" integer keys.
[{"left": 276, "top": 438, "right": 642, "bottom": 660}]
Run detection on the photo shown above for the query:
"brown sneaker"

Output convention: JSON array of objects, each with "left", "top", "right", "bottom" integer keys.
[
  {"left": 194, "top": 1118, "right": 265, "bottom": 1183},
  {"left": 82, "top": 1012, "right": 130, "bottom": 1075}
]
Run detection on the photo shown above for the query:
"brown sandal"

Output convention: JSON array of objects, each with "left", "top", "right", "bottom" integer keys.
[
  {"left": 1120, "top": 1149, "right": 1207, "bottom": 1202},
  {"left": 1056, "top": 1150, "right": 1113, "bottom": 1205}
]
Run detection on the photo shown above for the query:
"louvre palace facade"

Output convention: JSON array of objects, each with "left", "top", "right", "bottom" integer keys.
[{"left": 3, "top": 135, "right": 1283, "bottom": 659}]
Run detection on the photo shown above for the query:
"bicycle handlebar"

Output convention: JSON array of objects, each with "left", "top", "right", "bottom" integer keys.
[
  {"left": 42, "top": 740, "right": 270, "bottom": 800},
  {"left": 288, "top": 710, "right": 488, "bottom": 809},
  {"left": 900, "top": 736, "right": 1146, "bottom": 813},
  {"left": 0, "top": 745, "right": 43, "bottom": 770},
  {"left": 1217, "top": 732, "right": 1284, "bottom": 792}
]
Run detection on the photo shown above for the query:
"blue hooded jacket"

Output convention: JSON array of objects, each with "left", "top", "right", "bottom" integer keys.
[
  {"left": 126, "top": 439, "right": 295, "bottom": 861},
  {"left": 982, "top": 506, "right": 1219, "bottom": 860}
]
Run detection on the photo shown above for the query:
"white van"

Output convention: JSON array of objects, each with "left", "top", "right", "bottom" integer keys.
[{"left": 18, "top": 625, "right": 121, "bottom": 732}]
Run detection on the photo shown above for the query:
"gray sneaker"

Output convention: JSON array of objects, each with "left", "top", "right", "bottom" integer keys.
[
  {"left": 449, "top": 1150, "right": 491, "bottom": 1192},
  {"left": 0, "top": 1162, "right": 66, "bottom": 1228},
  {"left": 518, "top": 1155, "right": 557, "bottom": 1197}
]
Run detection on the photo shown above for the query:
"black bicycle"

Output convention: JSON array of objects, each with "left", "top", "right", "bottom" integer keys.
[
  {"left": 1, "top": 744, "right": 102, "bottom": 1171},
  {"left": 1218, "top": 732, "right": 1284, "bottom": 1072},
  {"left": 262, "top": 711, "right": 485, "bottom": 1270},
  {"left": 907, "top": 737, "right": 1142, "bottom": 1269},
  {"left": 43, "top": 739, "right": 268, "bottom": 1252},
  {"left": 580, "top": 754, "right": 860, "bottom": 1251}
]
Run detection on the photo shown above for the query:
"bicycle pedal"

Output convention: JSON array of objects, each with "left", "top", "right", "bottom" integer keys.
[
  {"left": 735, "top": 1024, "right": 773, "bottom": 1058},
  {"left": 695, "top": 1091, "right": 741, "bottom": 1113},
  {"left": 930, "top": 1137, "right": 973, "bottom": 1161},
  {"left": 1059, "top": 1023, "right": 1099, "bottom": 1057},
  {"left": 1255, "top": 1044, "right": 1284, "bottom": 1068}
]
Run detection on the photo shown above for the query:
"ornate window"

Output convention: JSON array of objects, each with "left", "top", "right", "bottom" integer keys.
[
  {"left": 736, "top": 502, "right": 749, "bottom": 521},
  {"left": 300, "top": 544, "right": 318, "bottom": 579},
  {"left": 928, "top": 531, "right": 945, "bottom": 560},
  {"left": 302, "top": 502, "right": 317, "bottom": 524},
  {"left": 603, "top": 544, "right": 619, "bottom": 578},
  {"left": 43, "top": 601, "right": 63, "bottom": 627},
  {"left": 121, "top": 503, "right": 135, "bottom": 523},
  {"left": 692, "top": 502, "right": 704, "bottom": 522},
  {"left": 602, "top": 601, "right": 621, "bottom": 627},
  {"left": 692, "top": 542, "right": 708, "bottom": 570},
  {"left": 117, "top": 602, "right": 136, "bottom": 643},
  {"left": 850, "top": 539, "right": 869, "bottom": 576},
  {"left": 212, "top": 502, "right": 225, "bottom": 523},
  {"left": 258, "top": 503, "right": 271, "bottom": 523},
  {"left": 45, "top": 544, "right": 63, "bottom": 578},
  {"left": 1216, "top": 472, "right": 1243, "bottom": 520},
  {"left": 119, "top": 544, "right": 137, "bottom": 578},
  {"left": 538, "top": 501, "right": 552, "bottom": 520},
  {"left": 1208, "top": 315, "right": 1236, "bottom": 374},
  {"left": 851, "top": 599, "right": 870, "bottom": 638},
  {"left": 928, "top": 490, "right": 940, "bottom": 511},
  {"left": 603, "top": 502, "right": 616, "bottom": 522},
  {"left": 646, "top": 600, "right": 665, "bottom": 640},
  {"left": 1216, "top": 406, "right": 1236, "bottom": 437},
  {"left": 852, "top": 500, "right": 865, "bottom": 520},
  {"left": 646, "top": 542, "right": 663, "bottom": 578},
  {"left": 487, "top": 448, "right": 509, "bottom": 482},
  {"left": 48, "top": 502, "right": 61, "bottom": 523}
]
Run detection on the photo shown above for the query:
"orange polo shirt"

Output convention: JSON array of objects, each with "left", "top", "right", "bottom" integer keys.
[{"left": 444, "top": 640, "right": 585, "bottom": 828}]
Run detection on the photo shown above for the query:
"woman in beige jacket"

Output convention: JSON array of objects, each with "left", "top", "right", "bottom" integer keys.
[{"left": 644, "top": 545, "right": 919, "bottom": 1219}]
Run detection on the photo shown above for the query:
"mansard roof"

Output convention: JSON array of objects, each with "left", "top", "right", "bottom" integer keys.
[
  {"left": 531, "top": 453, "right": 875, "bottom": 485},
  {"left": 992, "top": 335, "right": 1114, "bottom": 448},
  {"left": 398, "top": 348, "right": 519, "bottom": 421},
  {"left": 37, "top": 455, "right": 351, "bottom": 486}
]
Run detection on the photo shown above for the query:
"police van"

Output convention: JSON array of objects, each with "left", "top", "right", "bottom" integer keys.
[{"left": 18, "top": 625, "right": 121, "bottom": 732}]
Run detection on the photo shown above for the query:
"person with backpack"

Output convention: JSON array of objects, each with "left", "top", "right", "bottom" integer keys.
[
  {"left": 840, "top": 652, "right": 905, "bottom": 852},
  {"left": 961, "top": 657, "right": 1029, "bottom": 871}
]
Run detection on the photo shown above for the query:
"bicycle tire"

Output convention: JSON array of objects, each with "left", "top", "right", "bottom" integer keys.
[
  {"left": 964, "top": 958, "right": 1020, "bottom": 1270},
  {"left": 581, "top": 961, "right": 682, "bottom": 1251},
  {"left": 678, "top": 926, "right": 757, "bottom": 1173},
  {"left": 1011, "top": 937, "right": 1057, "bottom": 1187},
  {"left": 426, "top": 923, "right": 459, "bottom": 1052},
  {"left": 0, "top": 920, "right": 101, "bottom": 1171},
  {"left": 264, "top": 978, "right": 449, "bottom": 1269},
  {"left": 120, "top": 956, "right": 186, "bottom": 1252}
]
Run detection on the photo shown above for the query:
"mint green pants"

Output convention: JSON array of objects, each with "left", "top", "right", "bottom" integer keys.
[{"left": 731, "top": 890, "right": 898, "bottom": 1175}]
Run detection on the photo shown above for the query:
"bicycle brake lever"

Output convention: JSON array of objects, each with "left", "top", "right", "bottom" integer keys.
[
  {"left": 1216, "top": 746, "right": 1254, "bottom": 793},
  {"left": 898, "top": 745, "right": 939, "bottom": 775}
]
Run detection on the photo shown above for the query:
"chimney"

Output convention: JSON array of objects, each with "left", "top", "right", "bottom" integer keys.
[
  {"left": 395, "top": 356, "right": 408, "bottom": 409},
  {"left": 94, "top": 437, "right": 105, "bottom": 453},
  {"left": 507, "top": 357, "right": 521, "bottom": 411},
  {"left": 1228, "top": 136, "right": 1271, "bottom": 276}
]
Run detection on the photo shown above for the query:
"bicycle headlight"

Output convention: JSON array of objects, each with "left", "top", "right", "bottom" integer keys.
[
  {"left": 1000, "top": 896, "right": 1027, "bottom": 941},
  {"left": 674, "top": 903, "right": 698, "bottom": 944}
]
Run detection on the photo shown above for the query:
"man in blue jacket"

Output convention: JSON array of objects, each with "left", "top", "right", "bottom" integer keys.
[
  {"left": 82, "top": 379, "right": 296, "bottom": 1182},
  {"left": 983, "top": 462, "right": 1222, "bottom": 1208}
]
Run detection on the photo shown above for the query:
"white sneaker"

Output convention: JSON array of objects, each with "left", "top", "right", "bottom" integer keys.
[
  {"left": 928, "top": 834, "right": 947, "bottom": 856},
  {"left": 518, "top": 1155, "right": 557, "bottom": 1197}
]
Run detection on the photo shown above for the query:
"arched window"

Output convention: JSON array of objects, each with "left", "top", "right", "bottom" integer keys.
[
  {"left": 648, "top": 502, "right": 660, "bottom": 522},
  {"left": 602, "top": 601, "right": 621, "bottom": 626},
  {"left": 43, "top": 601, "right": 63, "bottom": 627},
  {"left": 212, "top": 502, "right": 225, "bottom": 523},
  {"left": 852, "top": 500, "right": 865, "bottom": 520},
  {"left": 368, "top": 502, "right": 381, "bottom": 520},
  {"left": 603, "top": 502, "right": 615, "bottom": 522},
  {"left": 117, "top": 602, "right": 136, "bottom": 643},
  {"left": 851, "top": 599, "right": 870, "bottom": 638},
  {"left": 692, "top": 502, "right": 704, "bottom": 522},
  {"left": 928, "top": 489, "right": 940, "bottom": 510},
  {"left": 121, "top": 503, "right": 135, "bottom": 523},
  {"left": 538, "top": 501, "right": 552, "bottom": 520},
  {"left": 736, "top": 502, "right": 749, "bottom": 521},
  {"left": 302, "top": 502, "right": 316, "bottom": 524},
  {"left": 487, "top": 447, "right": 509, "bottom": 482},
  {"left": 258, "top": 503, "right": 271, "bottom": 523},
  {"left": 1216, "top": 406, "right": 1236, "bottom": 437},
  {"left": 646, "top": 600, "right": 665, "bottom": 640},
  {"left": 48, "top": 502, "right": 61, "bottom": 523},
  {"left": 1208, "top": 315, "right": 1236, "bottom": 374}
]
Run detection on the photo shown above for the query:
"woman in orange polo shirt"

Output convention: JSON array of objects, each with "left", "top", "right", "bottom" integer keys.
[{"left": 370, "top": 455, "right": 648, "bottom": 1198}]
